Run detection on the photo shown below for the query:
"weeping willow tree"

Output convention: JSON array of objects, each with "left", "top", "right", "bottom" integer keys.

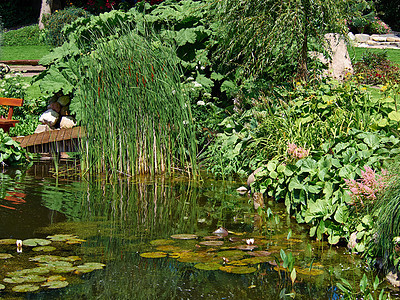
[
  {"left": 74, "top": 26, "right": 197, "bottom": 177},
  {"left": 212, "top": 0, "right": 350, "bottom": 81}
]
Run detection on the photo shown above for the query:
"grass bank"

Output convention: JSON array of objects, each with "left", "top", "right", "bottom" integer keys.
[
  {"left": 349, "top": 47, "right": 400, "bottom": 65},
  {"left": 0, "top": 46, "right": 52, "bottom": 60}
]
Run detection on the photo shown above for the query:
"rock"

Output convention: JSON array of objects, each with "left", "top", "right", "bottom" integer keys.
[
  {"left": 355, "top": 33, "right": 370, "bottom": 43},
  {"left": 323, "top": 33, "right": 353, "bottom": 81},
  {"left": 348, "top": 32, "right": 355, "bottom": 41},
  {"left": 47, "top": 101, "right": 61, "bottom": 113},
  {"left": 57, "top": 95, "right": 70, "bottom": 106},
  {"left": 347, "top": 232, "right": 357, "bottom": 249},
  {"left": 387, "top": 37, "right": 397, "bottom": 42},
  {"left": 60, "top": 105, "right": 69, "bottom": 116},
  {"left": 253, "top": 192, "right": 264, "bottom": 210},
  {"left": 59, "top": 116, "right": 76, "bottom": 129},
  {"left": 371, "top": 35, "right": 387, "bottom": 42},
  {"left": 366, "top": 40, "right": 377, "bottom": 45},
  {"left": 34, "top": 124, "right": 51, "bottom": 134},
  {"left": 247, "top": 166, "right": 264, "bottom": 188},
  {"left": 386, "top": 271, "right": 400, "bottom": 287},
  {"left": 39, "top": 109, "right": 59, "bottom": 127}
]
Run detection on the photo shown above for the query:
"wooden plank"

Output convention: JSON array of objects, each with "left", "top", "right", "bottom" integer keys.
[
  {"left": 40, "top": 131, "right": 52, "bottom": 145},
  {"left": 0, "top": 60, "right": 40, "bottom": 66},
  {"left": 24, "top": 134, "right": 38, "bottom": 148},
  {"left": 0, "top": 98, "right": 23, "bottom": 107}
]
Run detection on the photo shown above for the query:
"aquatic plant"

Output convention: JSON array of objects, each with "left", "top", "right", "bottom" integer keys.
[{"left": 74, "top": 25, "right": 197, "bottom": 176}]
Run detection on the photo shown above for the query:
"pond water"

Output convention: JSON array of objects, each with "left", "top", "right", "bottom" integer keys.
[{"left": 0, "top": 162, "right": 393, "bottom": 299}]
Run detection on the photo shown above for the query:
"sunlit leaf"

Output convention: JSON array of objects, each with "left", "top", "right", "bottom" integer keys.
[
  {"left": 12, "top": 284, "right": 40, "bottom": 292},
  {"left": 0, "top": 239, "right": 17, "bottom": 245},
  {"left": 199, "top": 241, "right": 224, "bottom": 246},
  {"left": 194, "top": 263, "right": 221, "bottom": 271},
  {"left": 23, "top": 239, "right": 51, "bottom": 247},
  {"left": 171, "top": 234, "right": 198, "bottom": 240},
  {"left": 140, "top": 252, "right": 167, "bottom": 258},
  {"left": 32, "top": 246, "right": 57, "bottom": 252},
  {"left": 150, "top": 239, "right": 175, "bottom": 246},
  {"left": 42, "top": 280, "right": 69, "bottom": 289},
  {"left": 0, "top": 253, "right": 13, "bottom": 259},
  {"left": 219, "top": 266, "right": 257, "bottom": 274}
]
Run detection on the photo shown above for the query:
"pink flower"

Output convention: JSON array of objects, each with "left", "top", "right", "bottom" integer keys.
[{"left": 287, "top": 143, "right": 310, "bottom": 159}]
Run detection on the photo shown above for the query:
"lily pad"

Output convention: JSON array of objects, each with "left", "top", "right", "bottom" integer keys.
[
  {"left": 46, "top": 234, "right": 78, "bottom": 242},
  {"left": 12, "top": 284, "right": 39, "bottom": 292},
  {"left": 42, "top": 280, "right": 69, "bottom": 289},
  {"left": 32, "top": 246, "right": 56, "bottom": 252},
  {"left": 65, "top": 238, "right": 86, "bottom": 245},
  {"left": 30, "top": 255, "right": 62, "bottom": 262},
  {"left": 199, "top": 241, "right": 224, "bottom": 247},
  {"left": 0, "top": 283, "right": 4, "bottom": 290},
  {"left": 227, "top": 260, "right": 248, "bottom": 266},
  {"left": 0, "top": 253, "right": 13, "bottom": 259},
  {"left": 203, "top": 236, "right": 223, "bottom": 241},
  {"left": 47, "top": 275, "right": 66, "bottom": 282},
  {"left": 236, "top": 245, "right": 258, "bottom": 251},
  {"left": 51, "top": 266, "right": 76, "bottom": 274},
  {"left": 7, "top": 267, "right": 50, "bottom": 277},
  {"left": 217, "top": 250, "right": 246, "bottom": 259},
  {"left": 0, "top": 239, "right": 17, "bottom": 245},
  {"left": 80, "top": 262, "right": 106, "bottom": 270},
  {"left": 177, "top": 252, "right": 217, "bottom": 263},
  {"left": 40, "top": 261, "right": 73, "bottom": 268},
  {"left": 247, "top": 251, "right": 271, "bottom": 257},
  {"left": 171, "top": 234, "right": 198, "bottom": 240},
  {"left": 219, "top": 266, "right": 257, "bottom": 274},
  {"left": 194, "top": 263, "right": 221, "bottom": 271},
  {"left": 156, "top": 245, "right": 182, "bottom": 252},
  {"left": 23, "top": 239, "right": 51, "bottom": 247},
  {"left": 4, "top": 277, "right": 25, "bottom": 284},
  {"left": 19, "top": 275, "right": 47, "bottom": 283},
  {"left": 150, "top": 239, "right": 175, "bottom": 246},
  {"left": 140, "top": 252, "right": 167, "bottom": 258},
  {"left": 63, "top": 256, "right": 82, "bottom": 262}
]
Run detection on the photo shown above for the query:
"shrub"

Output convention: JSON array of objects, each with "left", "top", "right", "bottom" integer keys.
[
  {"left": 43, "top": 7, "right": 90, "bottom": 47},
  {"left": 2, "top": 25, "right": 44, "bottom": 46},
  {"left": 354, "top": 51, "right": 400, "bottom": 85},
  {"left": 368, "top": 17, "right": 391, "bottom": 34},
  {"left": 0, "top": 129, "right": 31, "bottom": 166}
]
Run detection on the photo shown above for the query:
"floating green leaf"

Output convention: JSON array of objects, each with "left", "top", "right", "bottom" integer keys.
[
  {"left": 23, "top": 239, "right": 51, "bottom": 247},
  {"left": 0, "top": 253, "right": 13, "bottom": 259},
  {"left": 199, "top": 241, "right": 224, "bottom": 246},
  {"left": 156, "top": 245, "right": 182, "bottom": 252},
  {"left": 0, "top": 283, "right": 4, "bottom": 290},
  {"left": 4, "top": 277, "right": 25, "bottom": 284},
  {"left": 150, "top": 239, "right": 175, "bottom": 246},
  {"left": 140, "top": 252, "right": 167, "bottom": 258},
  {"left": 42, "top": 280, "right": 69, "bottom": 289},
  {"left": 219, "top": 266, "right": 257, "bottom": 274},
  {"left": 171, "top": 234, "right": 198, "bottom": 240},
  {"left": 7, "top": 267, "right": 50, "bottom": 277},
  {"left": 194, "top": 263, "right": 221, "bottom": 271},
  {"left": 46, "top": 234, "right": 78, "bottom": 242},
  {"left": 0, "top": 239, "right": 16, "bottom": 245},
  {"left": 12, "top": 284, "right": 40, "bottom": 292},
  {"left": 80, "top": 262, "right": 106, "bottom": 270}
]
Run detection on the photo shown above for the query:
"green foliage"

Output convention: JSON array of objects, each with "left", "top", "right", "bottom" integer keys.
[
  {"left": 74, "top": 25, "right": 197, "bottom": 176},
  {"left": 2, "top": 25, "right": 44, "bottom": 46},
  {"left": 42, "top": 7, "right": 91, "bottom": 47},
  {"left": 337, "top": 274, "right": 389, "bottom": 300},
  {"left": 0, "top": 130, "right": 31, "bottom": 166},
  {"left": 374, "top": 0, "right": 400, "bottom": 31},
  {"left": 211, "top": 0, "right": 349, "bottom": 80},
  {"left": 0, "top": 1, "right": 39, "bottom": 29},
  {"left": 0, "top": 46, "right": 51, "bottom": 60}
]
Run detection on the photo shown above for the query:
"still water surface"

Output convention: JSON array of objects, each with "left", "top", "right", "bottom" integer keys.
[{"left": 0, "top": 162, "right": 387, "bottom": 299}]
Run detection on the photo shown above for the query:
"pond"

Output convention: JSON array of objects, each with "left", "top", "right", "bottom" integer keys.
[{"left": 0, "top": 161, "right": 393, "bottom": 299}]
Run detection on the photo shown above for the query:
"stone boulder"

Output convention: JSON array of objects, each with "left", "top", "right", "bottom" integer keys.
[
  {"left": 39, "top": 109, "right": 59, "bottom": 127},
  {"left": 47, "top": 101, "right": 61, "bottom": 113},
  {"left": 355, "top": 34, "right": 370, "bottom": 43},
  {"left": 59, "top": 116, "right": 76, "bottom": 129},
  {"left": 34, "top": 124, "right": 51, "bottom": 134},
  {"left": 57, "top": 95, "right": 71, "bottom": 106}
]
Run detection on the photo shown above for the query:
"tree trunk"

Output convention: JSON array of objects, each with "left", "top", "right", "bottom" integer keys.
[
  {"left": 297, "top": 33, "right": 308, "bottom": 81},
  {"left": 39, "top": 0, "right": 52, "bottom": 29}
]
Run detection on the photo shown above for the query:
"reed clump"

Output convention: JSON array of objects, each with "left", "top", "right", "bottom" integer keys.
[{"left": 74, "top": 26, "right": 197, "bottom": 177}]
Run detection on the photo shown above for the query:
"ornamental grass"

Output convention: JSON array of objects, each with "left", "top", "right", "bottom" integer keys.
[{"left": 74, "top": 25, "right": 197, "bottom": 177}]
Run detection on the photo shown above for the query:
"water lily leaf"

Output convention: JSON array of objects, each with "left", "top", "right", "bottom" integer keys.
[
  {"left": 47, "top": 275, "right": 66, "bottom": 282},
  {"left": 0, "top": 253, "right": 13, "bottom": 259},
  {"left": 217, "top": 250, "right": 245, "bottom": 259},
  {"left": 150, "top": 239, "right": 175, "bottom": 246},
  {"left": 12, "top": 284, "right": 39, "bottom": 292},
  {"left": 65, "top": 238, "right": 86, "bottom": 245},
  {"left": 63, "top": 256, "right": 82, "bottom": 262},
  {"left": 8, "top": 267, "right": 50, "bottom": 277},
  {"left": 80, "top": 262, "right": 105, "bottom": 270},
  {"left": 0, "top": 283, "right": 4, "bottom": 290},
  {"left": 194, "top": 263, "right": 221, "bottom": 271},
  {"left": 46, "top": 234, "right": 78, "bottom": 242},
  {"left": 32, "top": 246, "right": 57, "bottom": 252},
  {"left": 219, "top": 266, "right": 257, "bottom": 274},
  {"left": 227, "top": 260, "right": 248, "bottom": 266},
  {"left": 203, "top": 236, "right": 223, "bottom": 241},
  {"left": 247, "top": 251, "right": 271, "bottom": 257},
  {"left": 40, "top": 261, "right": 73, "bottom": 268},
  {"left": 236, "top": 245, "right": 258, "bottom": 251},
  {"left": 20, "top": 275, "right": 47, "bottom": 283},
  {"left": 171, "top": 234, "right": 198, "bottom": 240},
  {"left": 156, "top": 245, "right": 182, "bottom": 252},
  {"left": 241, "top": 257, "right": 270, "bottom": 264},
  {"left": 51, "top": 266, "right": 76, "bottom": 274},
  {"left": 23, "top": 239, "right": 51, "bottom": 247},
  {"left": 30, "top": 255, "right": 63, "bottom": 262},
  {"left": 199, "top": 241, "right": 224, "bottom": 246},
  {"left": 74, "top": 266, "right": 96, "bottom": 274},
  {"left": 42, "top": 280, "right": 69, "bottom": 289},
  {"left": 4, "top": 277, "right": 25, "bottom": 284},
  {"left": 0, "top": 239, "right": 17, "bottom": 245},
  {"left": 140, "top": 252, "right": 167, "bottom": 258}
]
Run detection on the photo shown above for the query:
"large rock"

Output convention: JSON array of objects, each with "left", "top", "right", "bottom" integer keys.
[
  {"left": 59, "top": 116, "right": 76, "bottom": 129},
  {"left": 355, "top": 34, "right": 370, "bottom": 43},
  {"left": 348, "top": 32, "right": 356, "bottom": 41},
  {"left": 34, "top": 124, "right": 51, "bottom": 134},
  {"left": 47, "top": 101, "right": 61, "bottom": 113},
  {"left": 323, "top": 33, "right": 353, "bottom": 81},
  {"left": 39, "top": 109, "right": 59, "bottom": 127},
  {"left": 371, "top": 35, "right": 387, "bottom": 42},
  {"left": 57, "top": 95, "right": 70, "bottom": 106}
]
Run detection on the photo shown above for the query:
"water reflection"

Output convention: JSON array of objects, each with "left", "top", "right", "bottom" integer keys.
[{"left": 0, "top": 165, "right": 382, "bottom": 299}]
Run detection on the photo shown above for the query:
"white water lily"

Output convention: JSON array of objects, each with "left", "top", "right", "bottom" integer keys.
[
  {"left": 197, "top": 100, "right": 205, "bottom": 106},
  {"left": 193, "top": 81, "right": 202, "bottom": 88}
]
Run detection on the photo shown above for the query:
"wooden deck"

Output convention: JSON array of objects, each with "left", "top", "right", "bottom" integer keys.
[{"left": 12, "top": 127, "right": 83, "bottom": 153}]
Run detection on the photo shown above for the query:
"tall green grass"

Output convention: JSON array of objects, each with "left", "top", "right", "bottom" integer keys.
[{"left": 74, "top": 25, "right": 197, "bottom": 177}]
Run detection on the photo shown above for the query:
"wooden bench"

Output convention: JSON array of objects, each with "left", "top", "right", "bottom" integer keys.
[{"left": 0, "top": 97, "right": 24, "bottom": 133}]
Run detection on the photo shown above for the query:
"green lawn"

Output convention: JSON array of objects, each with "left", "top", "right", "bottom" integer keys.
[
  {"left": 0, "top": 46, "right": 52, "bottom": 60},
  {"left": 348, "top": 47, "right": 400, "bottom": 65}
]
